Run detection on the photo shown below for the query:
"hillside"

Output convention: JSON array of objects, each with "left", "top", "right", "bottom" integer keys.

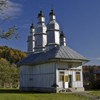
[
  {"left": 0, "top": 46, "right": 27, "bottom": 64},
  {"left": 0, "top": 46, "right": 27, "bottom": 88}
]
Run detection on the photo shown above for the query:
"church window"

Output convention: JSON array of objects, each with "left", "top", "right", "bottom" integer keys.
[
  {"left": 76, "top": 72, "right": 81, "bottom": 81},
  {"left": 64, "top": 75, "right": 68, "bottom": 82},
  {"left": 59, "top": 72, "right": 64, "bottom": 82}
]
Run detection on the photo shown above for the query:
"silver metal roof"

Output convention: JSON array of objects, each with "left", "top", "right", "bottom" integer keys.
[{"left": 17, "top": 45, "right": 89, "bottom": 66}]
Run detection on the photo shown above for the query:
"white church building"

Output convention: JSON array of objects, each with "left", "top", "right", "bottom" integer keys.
[{"left": 18, "top": 10, "right": 89, "bottom": 93}]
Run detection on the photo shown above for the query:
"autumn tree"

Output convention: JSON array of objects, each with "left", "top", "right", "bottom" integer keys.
[
  {"left": 0, "top": 58, "right": 10, "bottom": 87},
  {"left": 0, "top": 46, "right": 27, "bottom": 63},
  {"left": 0, "top": 0, "right": 24, "bottom": 88},
  {"left": 0, "top": 58, "right": 19, "bottom": 88}
]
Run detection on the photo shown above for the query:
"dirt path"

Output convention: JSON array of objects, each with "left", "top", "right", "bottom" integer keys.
[{"left": 75, "top": 92, "right": 100, "bottom": 100}]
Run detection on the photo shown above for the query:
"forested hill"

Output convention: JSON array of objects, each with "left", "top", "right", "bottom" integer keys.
[{"left": 0, "top": 46, "right": 27, "bottom": 64}]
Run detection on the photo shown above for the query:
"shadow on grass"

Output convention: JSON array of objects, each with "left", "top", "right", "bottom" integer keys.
[
  {"left": 0, "top": 89, "right": 39, "bottom": 94},
  {"left": 0, "top": 89, "right": 51, "bottom": 94}
]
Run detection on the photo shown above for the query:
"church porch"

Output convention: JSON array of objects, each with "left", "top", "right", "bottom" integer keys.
[{"left": 56, "top": 67, "right": 84, "bottom": 92}]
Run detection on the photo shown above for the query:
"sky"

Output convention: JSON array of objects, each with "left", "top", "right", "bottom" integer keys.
[{"left": 0, "top": 0, "right": 100, "bottom": 65}]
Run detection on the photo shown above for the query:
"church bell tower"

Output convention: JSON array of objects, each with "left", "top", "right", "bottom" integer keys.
[
  {"left": 35, "top": 11, "right": 47, "bottom": 52},
  {"left": 46, "top": 10, "right": 60, "bottom": 50},
  {"left": 27, "top": 10, "right": 67, "bottom": 53},
  {"left": 27, "top": 23, "right": 35, "bottom": 53}
]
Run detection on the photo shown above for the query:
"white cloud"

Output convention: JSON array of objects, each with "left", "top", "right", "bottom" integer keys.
[
  {"left": 95, "top": 57, "right": 100, "bottom": 60},
  {"left": 0, "top": 0, "right": 22, "bottom": 17},
  {"left": 85, "top": 57, "right": 100, "bottom": 65},
  {"left": 91, "top": 57, "right": 100, "bottom": 61}
]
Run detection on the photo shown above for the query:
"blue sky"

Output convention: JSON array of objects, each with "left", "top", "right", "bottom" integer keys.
[{"left": 0, "top": 0, "right": 100, "bottom": 65}]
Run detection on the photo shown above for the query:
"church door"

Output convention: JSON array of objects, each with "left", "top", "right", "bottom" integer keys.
[
  {"left": 59, "top": 71, "right": 65, "bottom": 88},
  {"left": 68, "top": 75, "right": 72, "bottom": 88}
]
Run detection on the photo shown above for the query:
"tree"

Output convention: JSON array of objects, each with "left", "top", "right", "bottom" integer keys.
[
  {"left": 0, "top": 26, "right": 18, "bottom": 39},
  {"left": 0, "top": 58, "right": 19, "bottom": 88},
  {"left": 0, "top": 58, "right": 10, "bottom": 87},
  {"left": 0, "top": 0, "right": 18, "bottom": 39},
  {"left": 0, "top": 46, "right": 27, "bottom": 63},
  {"left": 10, "top": 64, "right": 19, "bottom": 88}
]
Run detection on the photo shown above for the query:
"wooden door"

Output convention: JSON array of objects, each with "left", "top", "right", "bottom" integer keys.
[{"left": 68, "top": 75, "right": 72, "bottom": 88}]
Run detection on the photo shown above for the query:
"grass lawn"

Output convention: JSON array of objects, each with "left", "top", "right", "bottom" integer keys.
[
  {"left": 0, "top": 89, "right": 87, "bottom": 100},
  {"left": 89, "top": 90, "right": 100, "bottom": 96}
]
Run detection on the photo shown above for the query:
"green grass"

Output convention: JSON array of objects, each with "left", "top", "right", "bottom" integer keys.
[
  {"left": 0, "top": 93, "right": 87, "bottom": 100},
  {"left": 89, "top": 90, "right": 100, "bottom": 96},
  {"left": 0, "top": 89, "right": 87, "bottom": 100}
]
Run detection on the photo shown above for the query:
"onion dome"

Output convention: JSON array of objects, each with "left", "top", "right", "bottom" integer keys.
[
  {"left": 30, "top": 23, "right": 35, "bottom": 34},
  {"left": 49, "top": 9, "right": 55, "bottom": 15},
  {"left": 38, "top": 10, "right": 45, "bottom": 17},
  {"left": 36, "top": 10, "right": 47, "bottom": 34},
  {"left": 47, "top": 10, "right": 60, "bottom": 30},
  {"left": 30, "top": 23, "right": 34, "bottom": 29}
]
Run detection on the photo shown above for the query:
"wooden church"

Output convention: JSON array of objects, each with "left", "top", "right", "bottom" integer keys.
[{"left": 18, "top": 10, "right": 89, "bottom": 93}]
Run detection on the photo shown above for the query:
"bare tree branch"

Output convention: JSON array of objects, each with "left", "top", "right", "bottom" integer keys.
[
  {"left": 0, "top": 26, "right": 18, "bottom": 39},
  {"left": 0, "top": 0, "right": 8, "bottom": 10},
  {"left": 0, "top": 0, "right": 19, "bottom": 40}
]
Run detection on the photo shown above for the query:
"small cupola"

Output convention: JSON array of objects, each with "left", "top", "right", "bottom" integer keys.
[
  {"left": 30, "top": 23, "right": 35, "bottom": 35},
  {"left": 38, "top": 10, "right": 45, "bottom": 17},
  {"left": 30, "top": 23, "right": 34, "bottom": 29},
  {"left": 60, "top": 31, "right": 66, "bottom": 46},
  {"left": 49, "top": 9, "right": 56, "bottom": 20},
  {"left": 36, "top": 10, "right": 47, "bottom": 33},
  {"left": 47, "top": 9, "right": 60, "bottom": 31},
  {"left": 37, "top": 10, "right": 45, "bottom": 23}
]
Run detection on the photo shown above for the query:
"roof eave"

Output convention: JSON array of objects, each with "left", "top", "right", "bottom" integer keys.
[{"left": 18, "top": 58, "right": 89, "bottom": 66}]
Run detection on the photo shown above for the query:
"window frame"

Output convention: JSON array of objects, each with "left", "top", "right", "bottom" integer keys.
[{"left": 76, "top": 72, "right": 81, "bottom": 81}]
